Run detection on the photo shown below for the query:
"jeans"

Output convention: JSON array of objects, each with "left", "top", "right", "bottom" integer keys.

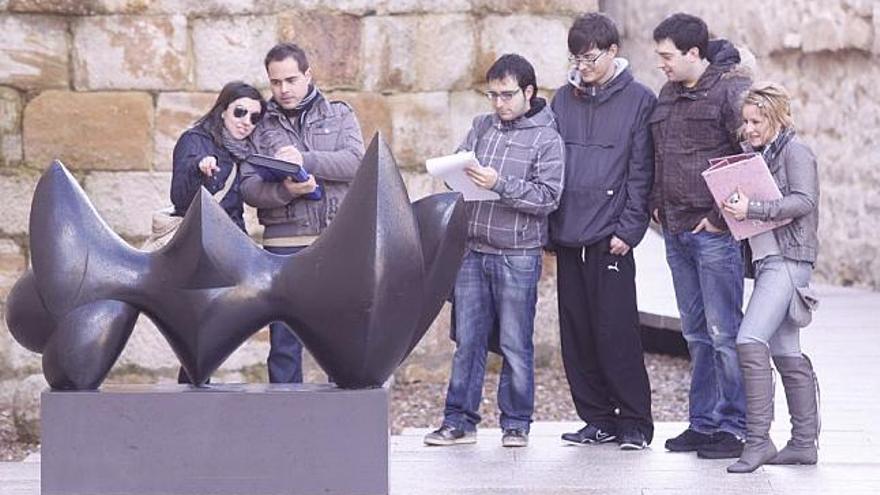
[
  {"left": 737, "top": 255, "right": 811, "bottom": 357},
  {"left": 265, "top": 245, "right": 305, "bottom": 384},
  {"left": 663, "top": 230, "right": 746, "bottom": 437},
  {"left": 443, "top": 250, "right": 541, "bottom": 433}
]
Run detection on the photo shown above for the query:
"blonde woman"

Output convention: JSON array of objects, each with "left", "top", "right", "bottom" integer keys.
[{"left": 723, "top": 82, "right": 820, "bottom": 473}]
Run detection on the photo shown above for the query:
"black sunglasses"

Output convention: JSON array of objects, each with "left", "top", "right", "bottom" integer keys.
[{"left": 232, "top": 106, "right": 262, "bottom": 125}]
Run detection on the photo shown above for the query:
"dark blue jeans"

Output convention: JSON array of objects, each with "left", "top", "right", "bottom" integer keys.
[
  {"left": 265, "top": 245, "right": 304, "bottom": 384},
  {"left": 443, "top": 250, "right": 541, "bottom": 433},
  {"left": 663, "top": 230, "right": 746, "bottom": 437}
]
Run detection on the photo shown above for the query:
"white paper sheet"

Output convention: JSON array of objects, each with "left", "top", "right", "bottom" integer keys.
[{"left": 425, "top": 151, "right": 500, "bottom": 201}]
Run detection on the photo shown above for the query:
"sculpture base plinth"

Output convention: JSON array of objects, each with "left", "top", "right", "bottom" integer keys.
[{"left": 41, "top": 384, "right": 389, "bottom": 495}]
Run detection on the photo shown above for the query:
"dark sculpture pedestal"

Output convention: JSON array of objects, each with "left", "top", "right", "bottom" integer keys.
[{"left": 41, "top": 384, "right": 389, "bottom": 495}]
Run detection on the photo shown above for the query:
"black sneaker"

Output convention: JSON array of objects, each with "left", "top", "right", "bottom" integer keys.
[
  {"left": 561, "top": 424, "right": 617, "bottom": 445},
  {"left": 664, "top": 428, "right": 714, "bottom": 452},
  {"left": 696, "top": 432, "right": 745, "bottom": 459},
  {"left": 618, "top": 429, "right": 648, "bottom": 451},
  {"left": 423, "top": 425, "right": 477, "bottom": 446},
  {"left": 501, "top": 429, "right": 529, "bottom": 447}
]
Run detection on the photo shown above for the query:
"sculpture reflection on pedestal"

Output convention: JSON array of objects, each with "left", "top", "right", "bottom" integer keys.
[{"left": 5, "top": 133, "right": 468, "bottom": 390}]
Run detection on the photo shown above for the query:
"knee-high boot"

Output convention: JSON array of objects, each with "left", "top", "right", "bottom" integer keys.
[
  {"left": 768, "top": 354, "right": 819, "bottom": 465},
  {"left": 728, "top": 342, "right": 777, "bottom": 473}
]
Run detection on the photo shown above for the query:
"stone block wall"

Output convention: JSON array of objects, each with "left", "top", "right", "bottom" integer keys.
[
  {"left": 1, "top": 1, "right": 878, "bottom": 433},
  {"left": 606, "top": 0, "right": 880, "bottom": 288},
  {"left": 0, "top": 1, "right": 592, "bottom": 433}
]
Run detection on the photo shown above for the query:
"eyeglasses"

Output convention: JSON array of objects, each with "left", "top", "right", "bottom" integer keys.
[
  {"left": 232, "top": 106, "right": 262, "bottom": 125},
  {"left": 568, "top": 50, "right": 607, "bottom": 67},
  {"left": 485, "top": 87, "right": 521, "bottom": 102}
]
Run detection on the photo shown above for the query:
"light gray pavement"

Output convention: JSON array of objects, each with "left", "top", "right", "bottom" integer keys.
[{"left": 2, "top": 230, "right": 879, "bottom": 494}]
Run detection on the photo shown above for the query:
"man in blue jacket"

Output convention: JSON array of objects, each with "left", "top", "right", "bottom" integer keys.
[{"left": 550, "top": 12, "right": 655, "bottom": 450}]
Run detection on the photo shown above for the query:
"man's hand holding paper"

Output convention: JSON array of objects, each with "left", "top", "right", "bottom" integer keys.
[
  {"left": 425, "top": 151, "right": 501, "bottom": 201},
  {"left": 465, "top": 163, "right": 499, "bottom": 190}
]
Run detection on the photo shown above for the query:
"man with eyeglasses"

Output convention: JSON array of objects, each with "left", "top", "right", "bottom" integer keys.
[
  {"left": 240, "top": 42, "right": 365, "bottom": 384},
  {"left": 548, "top": 12, "right": 655, "bottom": 451},
  {"left": 649, "top": 13, "right": 751, "bottom": 460},
  {"left": 424, "top": 54, "right": 564, "bottom": 448}
]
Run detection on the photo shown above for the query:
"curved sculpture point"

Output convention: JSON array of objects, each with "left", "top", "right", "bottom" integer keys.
[
  {"left": 404, "top": 192, "right": 469, "bottom": 360},
  {"left": 280, "top": 133, "right": 427, "bottom": 387},
  {"left": 4, "top": 133, "right": 467, "bottom": 390}
]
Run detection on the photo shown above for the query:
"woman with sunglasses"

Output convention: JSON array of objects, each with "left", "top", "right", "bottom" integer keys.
[
  {"left": 171, "top": 81, "right": 266, "bottom": 232},
  {"left": 723, "top": 82, "right": 820, "bottom": 473},
  {"left": 170, "top": 81, "right": 264, "bottom": 384}
]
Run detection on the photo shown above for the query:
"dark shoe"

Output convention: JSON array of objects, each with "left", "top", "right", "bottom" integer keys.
[
  {"left": 618, "top": 429, "right": 648, "bottom": 451},
  {"left": 768, "top": 354, "right": 819, "bottom": 465},
  {"left": 664, "top": 428, "right": 714, "bottom": 452},
  {"left": 697, "top": 432, "right": 745, "bottom": 459},
  {"left": 502, "top": 429, "right": 529, "bottom": 448},
  {"left": 423, "top": 425, "right": 476, "bottom": 446},
  {"left": 561, "top": 424, "right": 616, "bottom": 445}
]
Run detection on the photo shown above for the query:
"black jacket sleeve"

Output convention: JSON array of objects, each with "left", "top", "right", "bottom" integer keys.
[
  {"left": 171, "top": 130, "right": 215, "bottom": 216},
  {"left": 614, "top": 91, "right": 656, "bottom": 248}
]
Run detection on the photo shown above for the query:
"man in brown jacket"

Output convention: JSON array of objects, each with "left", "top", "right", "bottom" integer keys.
[
  {"left": 240, "top": 42, "right": 365, "bottom": 383},
  {"left": 649, "top": 13, "right": 751, "bottom": 460}
]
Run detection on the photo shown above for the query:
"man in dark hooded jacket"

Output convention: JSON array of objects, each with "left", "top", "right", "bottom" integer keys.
[
  {"left": 549, "top": 12, "right": 655, "bottom": 451},
  {"left": 649, "top": 13, "right": 752, "bottom": 460}
]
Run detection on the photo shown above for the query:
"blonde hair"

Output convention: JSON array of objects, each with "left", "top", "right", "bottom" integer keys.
[{"left": 742, "top": 81, "right": 794, "bottom": 136}]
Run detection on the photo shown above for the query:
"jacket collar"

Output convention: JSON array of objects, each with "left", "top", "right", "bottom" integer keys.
[
  {"left": 567, "top": 58, "right": 632, "bottom": 103},
  {"left": 673, "top": 39, "right": 741, "bottom": 98},
  {"left": 743, "top": 128, "right": 796, "bottom": 170},
  {"left": 491, "top": 97, "right": 556, "bottom": 130},
  {"left": 265, "top": 89, "right": 330, "bottom": 126}
]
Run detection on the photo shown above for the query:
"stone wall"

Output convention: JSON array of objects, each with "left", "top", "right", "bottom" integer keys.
[
  {"left": 0, "top": 0, "right": 592, "bottom": 437},
  {"left": 1, "top": 0, "right": 878, "bottom": 436},
  {"left": 608, "top": 0, "right": 880, "bottom": 289}
]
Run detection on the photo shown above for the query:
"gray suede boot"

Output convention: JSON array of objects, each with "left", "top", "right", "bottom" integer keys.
[
  {"left": 768, "top": 354, "right": 819, "bottom": 465},
  {"left": 727, "top": 343, "right": 777, "bottom": 473}
]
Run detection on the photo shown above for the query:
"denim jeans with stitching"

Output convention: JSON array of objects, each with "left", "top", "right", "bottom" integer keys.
[
  {"left": 266, "top": 245, "right": 305, "bottom": 384},
  {"left": 663, "top": 230, "right": 746, "bottom": 438},
  {"left": 442, "top": 250, "right": 541, "bottom": 433}
]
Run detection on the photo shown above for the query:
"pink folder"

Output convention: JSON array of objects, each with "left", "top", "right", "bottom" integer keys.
[{"left": 701, "top": 152, "right": 791, "bottom": 241}]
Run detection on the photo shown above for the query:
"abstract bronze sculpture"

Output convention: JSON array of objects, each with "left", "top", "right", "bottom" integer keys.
[{"left": 5, "top": 134, "right": 467, "bottom": 390}]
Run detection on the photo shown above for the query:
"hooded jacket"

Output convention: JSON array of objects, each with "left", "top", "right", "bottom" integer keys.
[
  {"left": 549, "top": 59, "right": 656, "bottom": 248},
  {"left": 649, "top": 39, "right": 752, "bottom": 234},
  {"left": 457, "top": 98, "right": 565, "bottom": 255}
]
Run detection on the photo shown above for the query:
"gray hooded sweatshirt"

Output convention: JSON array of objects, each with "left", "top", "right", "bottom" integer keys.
[{"left": 456, "top": 98, "right": 565, "bottom": 255}]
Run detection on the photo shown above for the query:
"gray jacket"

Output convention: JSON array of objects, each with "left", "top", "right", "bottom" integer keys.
[
  {"left": 241, "top": 91, "right": 365, "bottom": 243},
  {"left": 745, "top": 131, "right": 819, "bottom": 263},
  {"left": 457, "top": 99, "right": 565, "bottom": 255},
  {"left": 549, "top": 59, "right": 656, "bottom": 248}
]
